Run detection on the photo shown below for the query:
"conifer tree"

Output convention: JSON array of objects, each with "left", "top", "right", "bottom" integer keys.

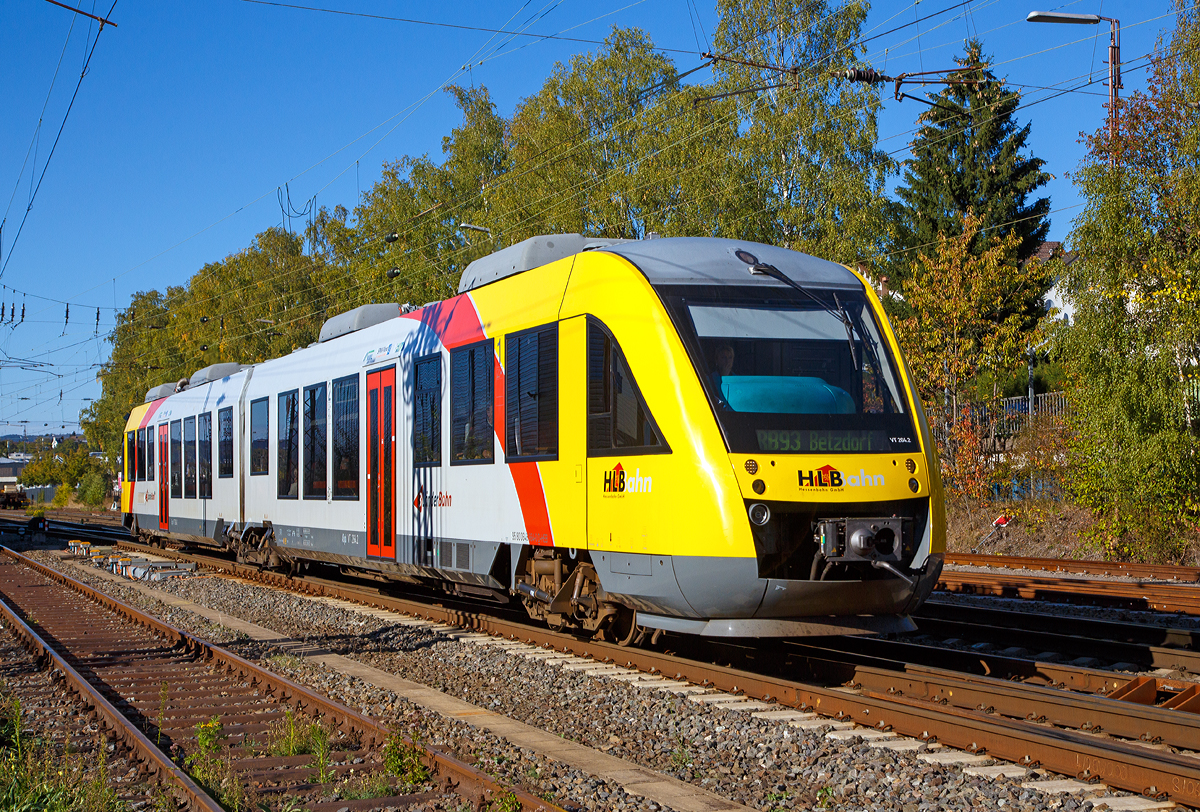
[{"left": 888, "top": 40, "right": 1052, "bottom": 328}]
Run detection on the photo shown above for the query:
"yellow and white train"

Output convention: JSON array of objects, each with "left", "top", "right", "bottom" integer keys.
[{"left": 121, "top": 235, "right": 944, "bottom": 642}]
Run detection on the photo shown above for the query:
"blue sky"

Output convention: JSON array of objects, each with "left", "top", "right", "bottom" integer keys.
[{"left": 0, "top": 0, "right": 1177, "bottom": 433}]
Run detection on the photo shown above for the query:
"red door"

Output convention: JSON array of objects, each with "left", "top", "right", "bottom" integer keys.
[
  {"left": 158, "top": 425, "right": 169, "bottom": 531},
  {"left": 367, "top": 368, "right": 396, "bottom": 559}
]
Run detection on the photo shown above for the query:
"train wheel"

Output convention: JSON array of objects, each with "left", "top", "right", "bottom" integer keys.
[{"left": 611, "top": 608, "right": 639, "bottom": 647}]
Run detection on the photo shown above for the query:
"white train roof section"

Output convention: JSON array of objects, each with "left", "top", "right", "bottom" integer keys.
[
  {"left": 457, "top": 233, "right": 627, "bottom": 293},
  {"left": 144, "top": 382, "right": 177, "bottom": 403},
  {"left": 318, "top": 303, "right": 401, "bottom": 343},
  {"left": 189, "top": 362, "right": 249, "bottom": 388}
]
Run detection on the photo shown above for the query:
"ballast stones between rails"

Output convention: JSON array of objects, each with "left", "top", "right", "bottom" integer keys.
[
  {"left": 39, "top": 542, "right": 1193, "bottom": 812},
  {"left": 0, "top": 550, "right": 557, "bottom": 812},
  {"left": 276, "top": 589, "right": 1185, "bottom": 812},
  {"left": 452, "top": 634, "right": 1175, "bottom": 812}
]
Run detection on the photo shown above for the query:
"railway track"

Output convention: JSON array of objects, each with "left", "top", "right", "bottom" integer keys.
[
  {"left": 937, "top": 567, "right": 1200, "bottom": 614},
  {"left": 946, "top": 552, "right": 1200, "bottom": 582},
  {"left": 15, "top": 519, "right": 1200, "bottom": 805},
  {"left": 0, "top": 546, "right": 561, "bottom": 811},
  {"left": 92, "top": 538, "right": 1200, "bottom": 808}
]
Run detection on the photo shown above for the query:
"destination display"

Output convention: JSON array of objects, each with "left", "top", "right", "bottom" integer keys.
[{"left": 755, "top": 429, "right": 899, "bottom": 453}]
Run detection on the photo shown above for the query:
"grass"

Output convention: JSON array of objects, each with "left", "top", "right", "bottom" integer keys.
[
  {"left": 0, "top": 694, "right": 130, "bottom": 812},
  {"left": 183, "top": 715, "right": 260, "bottom": 811},
  {"left": 335, "top": 770, "right": 393, "bottom": 800},
  {"left": 383, "top": 732, "right": 429, "bottom": 786},
  {"left": 265, "top": 708, "right": 323, "bottom": 758}
]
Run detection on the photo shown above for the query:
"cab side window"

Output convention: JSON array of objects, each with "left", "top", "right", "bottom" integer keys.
[
  {"left": 136, "top": 428, "right": 147, "bottom": 481},
  {"left": 587, "top": 321, "right": 668, "bottom": 455}
]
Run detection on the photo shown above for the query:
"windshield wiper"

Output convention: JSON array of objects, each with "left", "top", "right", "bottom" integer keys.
[{"left": 749, "top": 263, "right": 859, "bottom": 370}]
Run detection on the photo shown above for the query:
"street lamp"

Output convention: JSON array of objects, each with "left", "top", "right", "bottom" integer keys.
[{"left": 1027, "top": 11, "right": 1121, "bottom": 155}]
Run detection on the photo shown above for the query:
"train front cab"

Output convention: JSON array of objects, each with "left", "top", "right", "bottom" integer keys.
[{"left": 550, "top": 239, "right": 945, "bottom": 637}]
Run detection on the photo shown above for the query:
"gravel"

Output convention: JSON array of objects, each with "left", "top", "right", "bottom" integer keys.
[
  {"left": 24, "top": 547, "right": 1154, "bottom": 812},
  {"left": 0, "top": 613, "right": 161, "bottom": 807}
]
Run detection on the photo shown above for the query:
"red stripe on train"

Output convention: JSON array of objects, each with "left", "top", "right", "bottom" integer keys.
[{"left": 406, "top": 293, "right": 554, "bottom": 546}]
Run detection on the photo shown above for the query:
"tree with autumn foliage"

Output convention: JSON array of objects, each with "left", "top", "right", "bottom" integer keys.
[
  {"left": 893, "top": 212, "right": 1048, "bottom": 496},
  {"left": 1055, "top": 1, "right": 1200, "bottom": 561}
]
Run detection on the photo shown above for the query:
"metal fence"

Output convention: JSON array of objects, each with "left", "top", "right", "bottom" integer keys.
[{"left": 932, "top": 391, "right": 1070, "bottom": 446}]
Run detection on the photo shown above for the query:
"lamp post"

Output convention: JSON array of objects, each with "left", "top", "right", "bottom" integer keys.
[{"left": 1027, "top": 11, "right": 1121, "bottom": 159}]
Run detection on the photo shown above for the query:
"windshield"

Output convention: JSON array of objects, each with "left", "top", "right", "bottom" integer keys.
[{"left": 660, "top": 285, "right": 919, "bottom": 455}]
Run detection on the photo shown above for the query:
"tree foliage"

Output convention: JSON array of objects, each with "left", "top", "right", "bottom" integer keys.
[
  {"left": 888, "top": 40, "right": 1052, "bottom": 328},
  {"left": 892, "top": 212, "right": 1047, "bottom": 496},
  {"left": 712, "top": 0, "right": 893, "bottom": 261},
  {"left": 1056, "top": 1, "right": 1200, "bottom": 559},
  {"left": 82, "top": 11, "right": 901, "bottom": 465},
  {"left": 19, "top": 443, "right": 97, "bottom": 488}
]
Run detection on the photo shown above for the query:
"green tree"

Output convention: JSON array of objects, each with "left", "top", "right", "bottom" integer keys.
[
  {"left": 892, "top": 213, "right": 1046, "bottom": 496},
  {"left": 1057, "top": 1, "right": 1200, "bottom": 560},
  {"left": 711, "top": 0, "right": 894, "bottom": 262},
  {"left": 888, "top": 40, "right": 1052, "bottom": 328}
]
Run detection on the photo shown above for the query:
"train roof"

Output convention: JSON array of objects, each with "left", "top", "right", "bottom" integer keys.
[
  {"left": 457, "top": 234, "right": 859, "bottom": 294},
  {"left": 600, "top": 237, "right": 859, "bottom": 290},
  {"left": 458, "top": 234, "right": 627, "bottom": 293}
]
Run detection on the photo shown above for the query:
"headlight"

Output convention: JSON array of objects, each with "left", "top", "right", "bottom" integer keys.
[{"left": 748, "top": 503, "right": 771, "bottom": 526}]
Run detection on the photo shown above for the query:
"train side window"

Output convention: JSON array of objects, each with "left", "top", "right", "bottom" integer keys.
[
  {"left": 198, "top": 412, "right": 212, "bottom": 499},
  {"left": 146, "top": 423, "right": 154, "bottom": 478},
  {"left": 170, "top": 420, "right": 183, "bottom": 498},
  {"left": 587, "top": 321, "right": 669, "bottom": 455},
  {"left": 218, "top": 407, "right": 234, "bottom": 478},
  {"left": 125, "top": 431, "right": 135, "bottom": 483},
  {"left": 303, "top": 382, "right": 327, "bottom": 499},
  {"left": 135, "top": 428, "right": 146, "bottom": 481},
  {"left": 278, "top": 390, "right": 299, "bottom": 499},
  {"left": 413, "top": 356, "right": 441, "bottom": 466},
  {"left": 250, "top": 398, "right": 269, "bottom": 475},
  {"left": 183, "top": 417, "right": 197, "bottom": 499},
  {"left": 451, "top": 340, "right": 494, "bottom": 464},
  {"left": 332, "top": 375, "right": 359, "bottom": 500},
  {"left": 505, "top": 324, "right": 558, "bottom": 461}
]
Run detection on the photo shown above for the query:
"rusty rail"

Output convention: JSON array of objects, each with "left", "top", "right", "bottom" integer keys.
[
  {"left": 111, "top": 539, "right": 1200, "bottom": 807},
  {"left": 2, "top": 547, "right": 562, "bottom": 812},
  {"left": 0, "top": 552, "right": 225, "bottom": 811},
  {"left": 937, "top": 568, "right": 1200, "bottom": 615},
  {"left": 945, "top": 552, "right": 1200, "bottom": 583}
]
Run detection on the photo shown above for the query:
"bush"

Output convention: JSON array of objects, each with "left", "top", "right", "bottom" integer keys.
[
  {"left": 77, "top": 472, "right": 110, "bottom": 507},
  {"left": 50, "top": 482, "right": 71, "bottom": 508}
]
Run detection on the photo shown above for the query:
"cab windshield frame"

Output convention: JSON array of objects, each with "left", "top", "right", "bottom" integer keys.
[{"left": 656, "top": 283, "right": 920, "bottom": 455}]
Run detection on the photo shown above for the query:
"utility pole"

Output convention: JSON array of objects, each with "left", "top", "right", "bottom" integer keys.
[{"left": 1027, "top": 12, "right": 1121, "bottom": 162}]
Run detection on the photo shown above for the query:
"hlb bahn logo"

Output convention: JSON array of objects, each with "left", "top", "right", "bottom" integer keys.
[
  {"left": 413, "top": 485, "right": 452, "bottom": 512},
  {"left": 799, "top": 464, "right": 885, "bottom": 490},
  {"left": 602, "top": 463, "right": 652, "bottom": 496}
]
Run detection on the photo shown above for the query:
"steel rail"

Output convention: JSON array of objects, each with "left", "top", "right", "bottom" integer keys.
[
  {"left": 920, "top": 598, "right": 1200, "bottom": 649},
  {"left": 0, "top": 554, "right": 225, "bottom": 811},
  {"left": 912, "top": 611, "right": 1200, "bottom": 674},
  {"left": 946, "top": 552, "right": 1200, "bottom": 582},
  {"left": 937, "top": 569, "right": 1200, "bottom": 614},
  {"left": 780, "top": 636, "right": 1151, "bottom": 693},
  {"left": 850, "top": 664, "right": 1200, "bottom": 750},
  {"left": 2, "top": 547, "right": 563, "bottom": 812},
  {"left": 110, "top": 540, "right": 1200, "bottom": 806}
]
